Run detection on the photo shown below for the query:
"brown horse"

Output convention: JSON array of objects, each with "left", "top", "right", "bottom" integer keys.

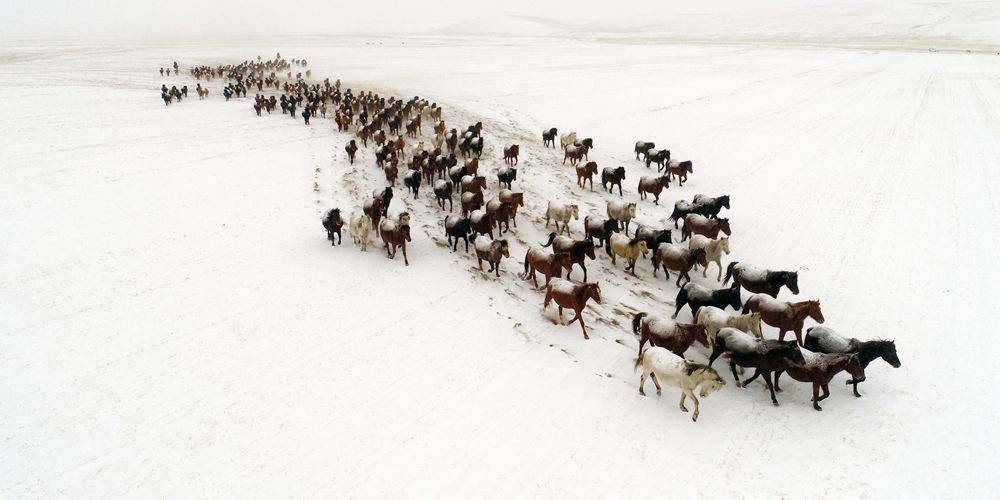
[
  {"left": 632, "top": 313, "right": 710, "bottom": 361},
  {"left": 485, "top": 199, "right": 512, "bottom": 234},
  {"left": 576, "top": 161, "right": 599, "bottom": 190},
  {"left": 522, "top": 247, "right": 574, "bottom": 289},
  {"left": 637, "top": 175, "right": 670, "bottom": 204},
  {"left": 460, "top": 175, "right": 487, "bottom": 194},
  {"left": 503, "top": 144, "right": 519, "bottom": 165},
  {"left": 460, "top": 191, "right": 484, "bottom": 216},
  {"left": 543, "top": 279, "right": 602, "bottom": 339},
  {"left": 463, "top": 158, "right": 480, "bottom": 177},
  {"left": 383, "top": 164, "right": 398, "bottom": 187},
  {"left": 666, "top": 160, "right": 693, "bottom": 185},
  {"left": 744, "top": 294, "right": 824, "bottom": 346},
  {"left": 563, "top": 144, "right": 588, "bottom": 166},
  {"left": 392, "top": 135, "right": 406, "bottom": 155},
  {"left": 653, "top": 245, "right": 708, "bottom": 287},
  {"left": 774, "top": 352, "right": 865, "bottom": 410},
  {"left": 681, "top": 214, "right": 731, "bottom": 241},
  {"left": 345, "top": 140, "right": 358, "bottom": 164},
  {"left": 379, "top": 217, "right": 412, "bottom": 266},
  {"left": 362, "top": 196, "right": 383, "bottom": 229},
  {"left": 469, "top": 209, "right": 496, "bottom": 240},
  {"left": 498, "top": 190, "right": 524, "bottom": 226}
]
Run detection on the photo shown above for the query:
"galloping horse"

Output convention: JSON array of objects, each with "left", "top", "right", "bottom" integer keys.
[
  {"left": 637, "top": 346, "right": 725, "bottom": 422},
  {"left": 475, "top": 238, "right": 510, "bottom": 277},
  {"left": 805, "top": 326, "right": 900, "bottom": 397},
  {"left": 773, "top": 350, "right": 865, "bottom": 411},
  {"left": 543, "top": 278, "right": 602, "bottom": 339},
  {"left": 724, "top": 262, "right": 800, "bottom": 297},
  {"left": 744, "top": 294, "right": 824, "bottom": 346},
  {"left": 601, "top": 167, "right": 626, "bottom": 196},
  {"left": 576, "top": 162, "right": 599, "bottom": 191},
  {"left": 379, "top": 215, "right": 412, "bottom": 265},
  {"left": 349, "top": 211, "right": 372, "bottom": 251},
  {"left": 345, "top": 139, "right": 358, "bottom": 164},
  {"left": 688, "top": 235, "right": 730, "bottom": 281},
  {"left": 522, "top": 247, "right": 574, "bottom": 289},
  {"left": 322, "top": 208, "right": 344, "bottom": 246},
  {"left": 637, "top": 175, "right": 670, "bottom": 204},
  {"left": 708, "top": 327, "right": 804, "bottom": 406},
  {"left": 652, "top": 245, "right": 707, "bottom": 287}
]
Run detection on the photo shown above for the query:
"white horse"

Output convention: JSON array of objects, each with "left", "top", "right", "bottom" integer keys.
[
  {"left": 637, "top": 346, "right": 726, "bottom": 422},
  {"left": 560, "top": 131, "right": 577, "bottom": 149},
  {"left": 606, "top": 200, "right": 637, "bottom": 235},
  {"left": 545, "top": 201, "right": 579, "bottom": 236},
  {"left": 349, "top": 211, "right": 372, "bottom": 251},
  {"left": 411, "top": 141, "right": 426, "bottom": 158},
  {"left": 696, "top": 306, "right": 762, "bottom": 343},
  {"left": 433, "top": 132, "right": 446, "bottom": 149},
  {"left": 688, "top": 235, "right": 730, "bottom": 281},
  {"left": 608, "top": 234, "right": 648, "bottom": 275}
]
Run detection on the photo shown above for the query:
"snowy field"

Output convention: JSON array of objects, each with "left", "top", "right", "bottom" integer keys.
[{"left": 3, "top": 10, "right": 1000, "bottom": 498}]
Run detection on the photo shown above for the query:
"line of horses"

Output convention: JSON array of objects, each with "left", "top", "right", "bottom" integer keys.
[{"left": 174, "top": 54, "right": 901, "bottom": 422}]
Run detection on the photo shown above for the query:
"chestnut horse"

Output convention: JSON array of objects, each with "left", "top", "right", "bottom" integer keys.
[
  {"left": 637, "top": 175, "right": 670, "bottom": 204},
  {"left": 681, "top": 214, "right": 731, "bottom": 241},
  {"left": 725, "top": 262, "right": 800, "bottom": 297},
  {"left": 503, "top": 144, "right": 519, "bottom": 165},
  {"left": 743, "top": 294, "right": 824, "bottom": 346},
  {"left": 522, "top": 247, "right": 574, "bottom": 289},
  {"left": 379, "top": 216, "right": 412, "bottom": 265},
  {"left": 774, "top": 350, "right": 865, "bottom": 411},
  {"left": 633, "top": 313, "right": 710, "bottom": 360},
  {"left": 576, "top": 161, "right": 599, "bottom": 190},
  {"left": 543, "top": 278, "right": 602, "bottom": 339},
  {"left": 652, "top": 245, "right": 708, "bottom": 287},
  {"left": 805, "top": 326, "right": 900, "bottom": 397},
  {"left": 499, "top": 189, "right": 524, "bottom": 226}
]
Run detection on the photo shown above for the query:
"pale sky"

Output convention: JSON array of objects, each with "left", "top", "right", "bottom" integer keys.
[{"left": 3, "top": 0, "right": 976, "bottom": 36}]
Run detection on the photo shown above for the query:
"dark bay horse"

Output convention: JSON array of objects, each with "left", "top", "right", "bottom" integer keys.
[
  {"left": 601, "top": 166, "right": 626, "bottom": 196},
  {"left": 709, "top": 328, "right": 804, "bottom": 406},
  {"left": 805, "top": 326, "right": 900, "bottom": 397},
  {"left": 692, "top": 194, "right": 731, "bottom": 219},
  {"left": 744, "top": 294, "right": 824, "bottom": 346},
  {"left": 544, "top": 279, "right": 602, "bottom": 339},
  {"left": 637, "top": 175, "right": 670, "bottom": 204},
  {"left": 774, "top": 352, "right": 865, "bottom": 410},
  {"left": 633, "top": 313, "right": 709, "bottom": 361},
  {"left": 321, "top": 208, "right": 344, "bottom": 246}
]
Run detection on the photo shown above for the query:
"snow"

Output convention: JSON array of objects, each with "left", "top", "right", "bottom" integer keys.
[{"left": 3, "top": 8, "right": 1000, "bottom": 497}]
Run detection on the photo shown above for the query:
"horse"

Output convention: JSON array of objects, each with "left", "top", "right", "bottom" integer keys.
[
  {"left": 636, "top": 347, "right": 725, "bottom": 422},
  {"left": 460, "top": 191, "right": 484, "bottom": 217},
  {"left": 383, "top": 162, "right": 399, "bottom": 187},
  {"left": 576, "top": 162, "right": 599, "bottom": 191},
  {"left": 645, "top": 149, "right": 670, "bottom": 170},
  {"left": 633, "top": 225, "right": 673, "bottom": 267},
  {"left": 345, "top": 140, "right": 358, "bottom": 164},
  {"left": 665, "top": 160, "right": 693, "bottom": 185},
  {"left": 434, "top": 180, "right": 454, "bottom": 211},
  {"left": 448, "top": 165, "right": 468, "bottom": 187},
  {"left": 634, "top": 141, "right": 655, "bottom": 160},
  {"left": 469, "top": 209, "right": 495, "bottom": 240},
  {"left": 633, "top": 313, "right": 710, "bottom": 360},
  {"left": 542, "top": 127, "right": 558, "bottom": 148},
  {"left": 498, "top": 166, "right": 517, "bottom": 189},
  {"left": 606, "top": 201, "right": 637, "bottom": 236},
  {"left": 708, "top": 327, "right": 804, "bottom": 406},
  {"left": 695, "top": 306, "right": 762, "bottom": 344},
  {"left": 503, "top": 145, "right": 519, "bottom": 165},
  {"left": 560, "top": 131, "right": 577, "bottom": 150},
  {"left": 349, "top": 211, "right": 372, "bottom": 251},
  {"left": 460, "top": 175, "right": 487, "bottom": 194},
  {"left": 362, "top": 196, "right": 384, "bottom": 229},
  {"left": 743, "top": 294, "right": 824, "bottom": 346},
  {"left": 475, "top": 238, "right": 510, "bottom": 277},
  {"left": 463, "top": 158, "right": 480, "bottom": 177},
  {"left": 652, "top": 245, "right": 707, "bottom": 287},
  {"left": 445, "top": 129, "right": 458, "bottom": 153},
  {"left": 522, "top": 247, "right": 574, "bottom": 289},
  {"left": 633, "top": 176, "right": 671, "bottom": 206},
  {"left": 543, "top": 279, "right": 601, "bottom": 339},
  {"left": 608, "top": 234, "right": 648, "bottom": 275},
  {"left": 691, "top": 194, "right": 731, "bottom": 219},
  {"left": 371, "top": 187, "right": 393, "bottom": 217},
  {"left": 545, "top": 202, "right": 579, "bottom": 236},
  {"left": 540, "top": 232, "right": 597, "bottom": 282},
  {"left": 321, "top": 208, "right": 344, "bottom": 246},
  {"left": 672, "top": 282, "right": 742, "bottom": 320},
  {"left": 681, "top": 215, "right": 731, "bottom": 241},
  {"left": 724, "top": 262, "right": 800, "bottom": 297},
  {"left": 444, "top": 215, "right": 472, "bottom": 252},
  {"left": 601, "top": 166, "right": 626, "bottom": 196},
  {"left": 773, "top": 350, "right": 865, "bottom": 411},
  {"left": 563, "top": 144, "right": 588, "bottom": 166},
  {"left": 574, "top": 138, "right": 594, "bottom": 152},
  {"left": 379, "top": 216, "right": 412, "bottom": 266},
  {"left": 498, "top": 190, "right": 524, "bottom": 227},
  {"left": 804, "top": 326, "right": 900, "bottom": 397},
  {"left": 485, "top": 198, "right": 512, "bottom": 234},
  {"left": 669, "top": 200, "right": 697, "bottom": 228},
  {"left": 688, "top": 235, "right": 730, "bottom": 281},
  {"left": 584, "top": 215, "right": 619, "bottom": 248},
  {"left": 403, "top": 170, "right": 422, "bottom": 199}
]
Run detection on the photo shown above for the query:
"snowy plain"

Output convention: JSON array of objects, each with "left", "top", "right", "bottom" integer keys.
[{"left": 2, "top": 4, "right": 1000, "bottom": 498}]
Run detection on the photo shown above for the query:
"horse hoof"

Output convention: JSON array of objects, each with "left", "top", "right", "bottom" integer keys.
[
  {"left": 680, "top": 407, "right": 688, "bottom": 412},
  {"left": 814, "top": 406, "right": 823, "bottom": 411},
  {"left": 772, "top": 401, "right": 779, "bottom": 407}
]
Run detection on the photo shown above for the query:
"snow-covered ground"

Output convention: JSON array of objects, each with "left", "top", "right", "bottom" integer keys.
[{"left": 2, "top": 12, "right": 999, "bottom": 497}]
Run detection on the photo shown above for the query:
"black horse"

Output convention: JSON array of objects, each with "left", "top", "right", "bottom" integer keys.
[
  {"left": 444, "top": 215, "right": 472, "bottom": 252},
  {"left": 542, "top": 127, "right": 558, "bottom": 148},
  {"left": 634, "top": 141, "right": 655, "bottom": 160},
  {"left": 709, "top": 331, "right": 804, "bottom": 406},
  {"left": 804, "top": 326, "right": 901, "bottom": 397},
  {"left": 322, "top": 208, "right": 344, "bottom": 246},
  {"left": 673, "top": 283, "right": 742, "bottom": 319},
  {"left": 601, "top": 167, "right": 626, "bottom": 196},
  {"left": 375, "top": 187, "right": 393, "bottom": 217},
  {"left": 434, "top": 180, "right": 454, "bottom": 211},
  {"left": 584, "top": 215, "right": 619, "bottom": 248},
  {"left": 404, "top": 170, "right": 422, "bottom": 199},
  {"left": 724, "top": 262, "right": 799, "bottom": 297},
  {"left": 498, "top": 167, "right": 517, "bottom": 189},
  {"left": 633, "top": 225, "right": 673, "bottom": 266},
  {"left": 541, "top": 232, "right": 597, "bottom": 282},
  {"left": 691, "top": 194, "right": 731, "bottom": 219},
  {"left": 645, "top": 149, "right": 670, "bottom": 169}
]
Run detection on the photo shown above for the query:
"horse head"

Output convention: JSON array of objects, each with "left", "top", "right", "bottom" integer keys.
[
  {"left": 719, "top": 237, "right": 731, "bottom": 255},
  {"left": 570, "top": 205, "right": 580, "bottom": 220},
  {"left": 583, "top": 240, "right": 597, "bottom": 260},
  {"left": 498, "top": 239, "right": 510, "bottom": 257},
  {"left": 880, "top": 341, "right": 901, "bottom": 368},
  {"left": 747, "top": 313, "right": 763, "bottom": 338},
  {"left": 809, "top": 301, "right": 825, "bottom": 323},
  {"left": 606, "top": 218, "right": 621, "bottom": 234},
  {"left": 586, "top": 283, "right": 602, "bottom": 304},
  {"left": 400, "top": 224, "right": 412, "bottom": 242},
  {"left": 786, "top": 272, "right": 800, "bottom": 294},
  {"left": 725, "top": 287, "right": 743, "bottom": 311},
  {"left": 614, "top": 166, "right": 626, "bottom": 179},
  {"left": 698, "top": 368, "right": 726, "bottom": 397},
  {"left": 634, "top": 239, "right": 649, "bottom": 256},
  {"left": 717, "top": 218, "right": 732, "bottom": 236}
]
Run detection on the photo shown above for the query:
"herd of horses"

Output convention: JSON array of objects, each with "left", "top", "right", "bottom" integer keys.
[{"left": 165, "top": 56, "right": 901, "bottom": 422}]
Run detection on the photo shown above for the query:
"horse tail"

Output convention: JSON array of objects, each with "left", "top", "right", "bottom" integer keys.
[
  {"left": 521, "top": 250, "right": 531, "bottom": 278},
  {"left": 724, "top": 261, "right": 738, "bottom": 285},
  {"left": 632, "top": 312, "right": 647, "bottom": 336},
  {"left": 540, "top": 232, "right": 556, "bottom": 248},
  {"left": 674, "top": 288, "right": 687, "bottom": 317}
]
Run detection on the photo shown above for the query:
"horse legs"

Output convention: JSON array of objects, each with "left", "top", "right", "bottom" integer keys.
[
  {"left": 689, "top": 390, "right": 701, "bottom": 421},
  {"left": 778, "top": 328, "right": 787, "bottom": 342},
  {"left": 679, "top": 390, "right": 688, "bottom": 413},
  {"left": 794, "top": 328, "right": 804, "bottom": 347},
  {"left": 812, "top": 384, "right": 823, "bottom": 411},
  {"left": 773, "top": 370, "right": 783, "bottom": 392},
  {"left": 728, "top": 359, "right": 741, "bottom": 385},
  {"left": 818, "top": 383, "right": 831, "bottom": 402},
  {"left": 581, "top": 263, "right": 588, "bottom": 282},
  {"left": 464, "top": 236, "right": 469, "bottom": 253},
  {"left": 576, "top": 312, "right": 589, "bottom": 339},
  {"left": 741, "top": 368, "right": 762, "bottom": 388},
  {"left": 849, "top": 378, "right": 864, "bottom": 397},
  {"left": 650, "top": 372, "right": 662, "bottom": 394},
  {"left": 401, "top": 243, "right": 409, "bottom": 266},
  {"left": 763, "top": 372, "right": 779, "bottom": 406},
  {"left": 639, "top": 370, "right": 647, "bottom": 396},
  {"left": 617, "top": 184, "right": 623, "bottom": 197}
]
